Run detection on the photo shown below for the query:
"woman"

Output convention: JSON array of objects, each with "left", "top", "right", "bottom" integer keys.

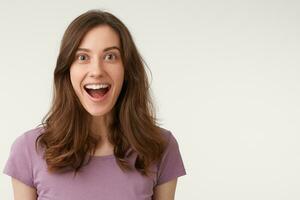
[{"left": 3, "top": 9, "right": 186, "bottom": 200}]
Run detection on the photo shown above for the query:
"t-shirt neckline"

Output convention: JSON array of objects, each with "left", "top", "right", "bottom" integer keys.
[{"left": 91, "top": 154, "right": 115, "bottom": 159}]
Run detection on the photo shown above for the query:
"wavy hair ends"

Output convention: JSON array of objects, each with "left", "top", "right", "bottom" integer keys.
[{"left": 35, "top": 9, "right": 168, "bottom": 177}]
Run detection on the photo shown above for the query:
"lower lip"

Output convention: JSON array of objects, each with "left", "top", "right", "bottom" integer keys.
[{"left": 84, "top": 87, "right": 111, "bottom": 102}]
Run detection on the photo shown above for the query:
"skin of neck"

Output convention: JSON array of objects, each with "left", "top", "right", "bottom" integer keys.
[{"left": 91, "top": 110, "right": 114, "bottom": 146}]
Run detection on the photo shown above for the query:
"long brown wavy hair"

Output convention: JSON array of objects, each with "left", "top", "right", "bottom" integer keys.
[{"left": 35, "top": 9, "right": 168, "bottom": 177}]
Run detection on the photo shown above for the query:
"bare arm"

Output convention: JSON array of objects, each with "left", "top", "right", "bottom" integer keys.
[
  {"left": 153, "top": 178, "right": 178, "bottom": 200},
  {"left": 12, "top": 178, "right": 37, "bottom": 200}
]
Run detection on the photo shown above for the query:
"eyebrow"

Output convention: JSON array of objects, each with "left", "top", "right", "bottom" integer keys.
[{"left": 76, "top": 46, "right": 121, "bottom": 53}]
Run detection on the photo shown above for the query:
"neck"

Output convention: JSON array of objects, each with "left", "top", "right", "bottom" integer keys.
[{"left": 91, "top": 112, "right": 113, "bottom": 144}]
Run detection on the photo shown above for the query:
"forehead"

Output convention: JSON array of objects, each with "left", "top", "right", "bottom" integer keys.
[{"left": 78, "top": 25, "right": 120, "bottom": 51}]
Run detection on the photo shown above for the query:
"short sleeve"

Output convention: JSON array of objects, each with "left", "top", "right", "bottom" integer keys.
[
  {"left": 3, "top": 133, "right": 34, "bottom": 188},
  {"left": 156, "top": 130, "right": 187, "bottom": 186}
]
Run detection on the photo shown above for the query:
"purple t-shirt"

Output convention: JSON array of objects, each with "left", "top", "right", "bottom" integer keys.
[{"left": 3, "top": 127, "right": 187, "bottom": 200}]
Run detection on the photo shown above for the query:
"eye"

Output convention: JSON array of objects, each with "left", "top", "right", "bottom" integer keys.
[
  {"left": 79, "top": 54, "right": 87, "bottom": 60},
  {"left": 104, "top": 53, "right": 117, "bottom": 61},
  {"left": 76, "top": 54, "right": 89, "bottom": 62}
]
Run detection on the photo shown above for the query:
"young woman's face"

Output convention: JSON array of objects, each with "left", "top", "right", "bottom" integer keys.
[{"left": 69, "top": 25, "right": 124, "bottom": 118}]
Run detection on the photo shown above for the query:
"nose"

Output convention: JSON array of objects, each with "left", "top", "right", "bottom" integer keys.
[{"left": 89, "top": 57, "right": 105, "bottom": 78}]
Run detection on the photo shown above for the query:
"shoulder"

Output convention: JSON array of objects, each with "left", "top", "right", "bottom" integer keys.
[
  {"left": 158, "top": 127, "right": 179, "bottom": 148},
  {"left": 23, "top": 126, "right": 44, "bottom": 138},
  {"left": 155, "top": 127, "right": 187, "bottom": 186},
  {"left": 156, "top": 127, "right": 182, "bottom": 163},
  {"left": 15, "top": 126, "right": 44, "bottom": 142},
  {"left": 3, "top": 126, "right": 45, "bottom": 188},
  {"left": 11, "top": 126, "right": 44, "bottom": 154}
]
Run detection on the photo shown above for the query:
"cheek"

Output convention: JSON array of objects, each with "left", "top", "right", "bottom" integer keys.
[
  {"left": 69, "top": 67, "right": 82, "bottom": 93},
  {"left": 109, "top": 66, "right": 124, "bottom": 89},
  {"left": 116, "top": 67, "right": 125, "bottom": 86}
]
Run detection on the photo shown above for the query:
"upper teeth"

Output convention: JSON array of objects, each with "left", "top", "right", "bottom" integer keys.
[{"left": 85, "top": 84, "right": 110, "bottom": 89}]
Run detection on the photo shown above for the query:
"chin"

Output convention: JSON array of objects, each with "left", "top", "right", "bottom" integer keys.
[
  {"left": 86, "top": 107, "right": 113, "bottom": 117},
  {"left": 88, "top": 111, "right": 109, "bottom": 117}
]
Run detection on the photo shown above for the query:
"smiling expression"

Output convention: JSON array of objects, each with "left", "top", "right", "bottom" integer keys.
[{"left": 69, "top": 25, "right": 124, "bottom": 119}]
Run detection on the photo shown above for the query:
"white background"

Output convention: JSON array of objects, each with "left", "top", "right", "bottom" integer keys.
[{"left": 1, "top": 0, "right": 300, "bottom": 199}]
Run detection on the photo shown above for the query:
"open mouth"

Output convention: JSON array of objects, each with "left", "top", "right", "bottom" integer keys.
[{"left": 84, "top": 85, "right": 111, "bottom": 99}]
